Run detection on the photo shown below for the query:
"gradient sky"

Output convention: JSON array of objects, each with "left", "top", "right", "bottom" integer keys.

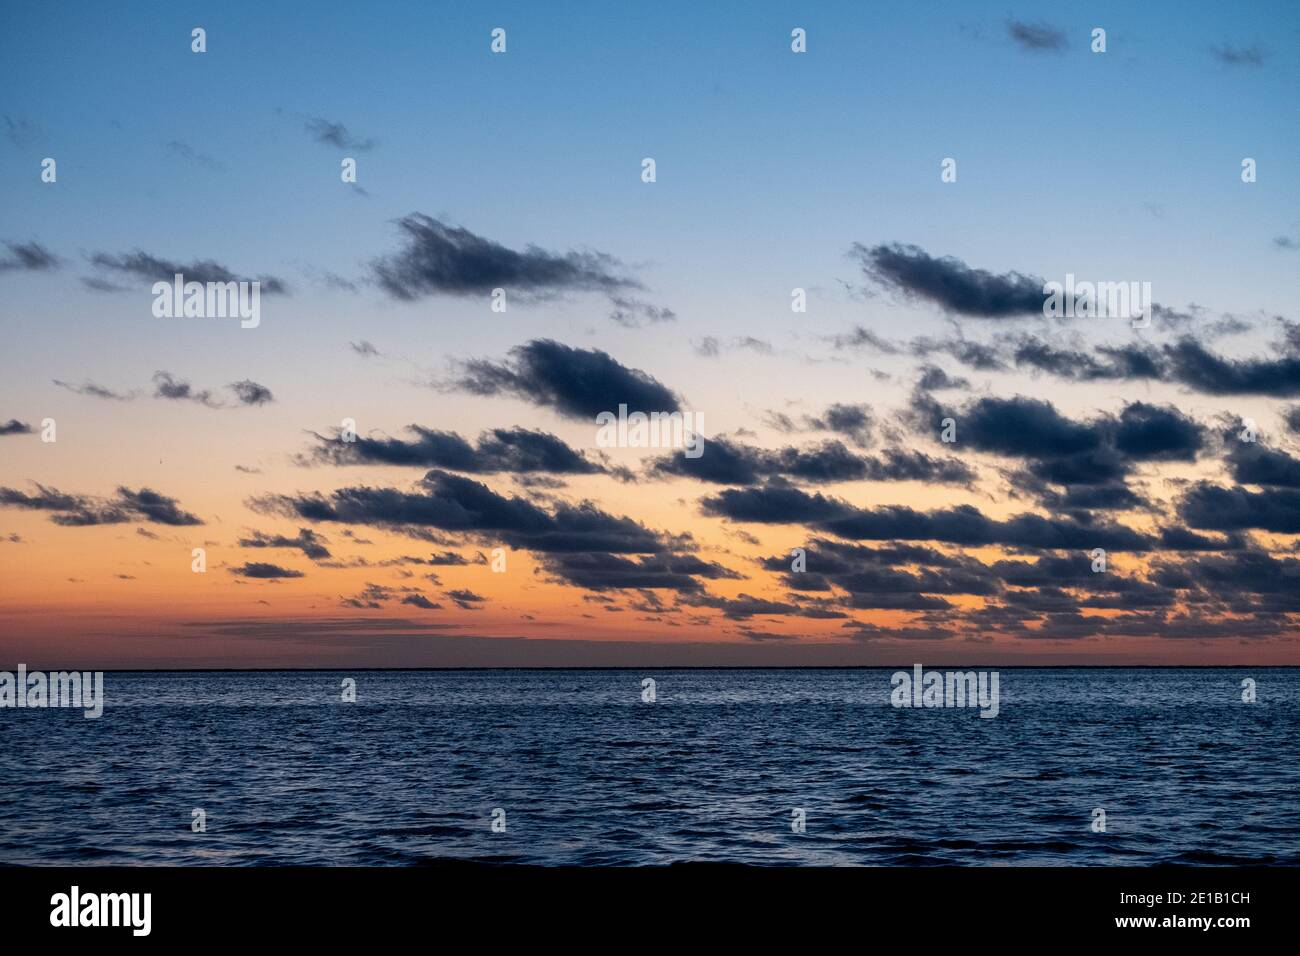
[{"left": 2, "top": 1, "right": 1300, "bottom": 667}]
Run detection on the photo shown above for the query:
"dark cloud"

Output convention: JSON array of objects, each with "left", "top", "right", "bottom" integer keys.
[
  {"left": 304, "top": 116, "right": 376, "bottom": 151},
  {"left": 0, "top": 484, "right": 201, "bottom": 526},
  {"left": 854, "top": 243, "right": 1046, "bottom": 318},
  {"left": 651, "top": 437, "right": 973, "bottom": 487},
  {"left": 230, "top": 562, "right": 305, "bottom": 579},
  {"left": 1007, "top": 19, "right": 1066, "bottom": 52},
  {"left": 256, "top": 469, "right": 665, "bottom": 554},
  {"left": 151, "top": 372, "right": 274, "bottom": 409},
  {"left": 1210, "top": 43, "right": 1266, "bottom": 67},
  {"left": 693, "top": 337, "right": 721, "bottom": 358},
  {"left": 916, "top": 365, "right": 970, "bottom": 391},
  {"left": 115, "top": 487, "right": 204, "bottom": 526},
  {"left": 401, "top": 593, "right": 441, "bottom": 610},
  {"left": 450, "top": 339, "right": 681, "bottom": 418},
  {"left": 1162, "top": 337, "right": 1300, "bottom": 397},
  {"left": 608, "top": 296, "right": 676, "bottom": 327},
  {"left": 372, "top": 214, "right": 638, "bottom": 302},
  {"left": 257, "top": 469, "right": 748, "bottom": 594},
  {"left": 827, "top": 326, "right": 901, "bottom": 353},
  {"left": 165, "top": 140, "right": 223, "bottom": 169},
  {"left": 1285, "top": 406, "right": 1300, "bottom": 435},
  {"left": 1180, "top": 483, "right": 1300, "bottom": 534},
  {"left": 1226, "top": 441, "right": 1300, "bottom": 489},
  {"left": 350, "top": 340, "right": 380, "bottom": 358},
  {"left": 0, "top": 240, "right": 60, "bottom": 274},
  {"left": 305, "top": 425, "right": 602, "bottom": 475},
  {"left": 910, "top": 395, "right": 1203, "bottom": 495},
  {"left": 444, "top": 588, "right": 485, "bottom": 610},
  {"left": 0, "top": 419, "right": 32, "bottom": 436},
  {"left": 764, "top": 404, "right": 875, "bottom": 447},
  {"left": 2, "top": 115, "right": 41, "bottom": 147},
  {"left": 1113, "top": 402, "right": 1205, "bottom": 462},
  {"left": 52, "top": 379, "right": 135, "bottom": 401},
  {"left": 702, "top": 485, "right": 1153, "bottom": 551},
  {"left": 152, "top": 371, "right": 219, "bottom": 407},
  {"left": 239, "top": 528, "right": 332, "bottom": 560},
  {"left": 806, "top": 403, "right": 873, "bottom": 447},
  {"left": 229, "top": 379, "right": 275, "bottom": 406},
  {"left": 539, "top": 551, "right": 740, "bottom": 592},
  {"left": 963, "top": 332, "right": 1300, "bottom": 398},
  {"left": 1013, "top": 338, "right": 1164, "bottom": 381},
  {"left": 88, "top": 250, "right": 288, "bottom": 294},
  {"left": 912, "top": 335, "right": 1008, "bottom": 370}
]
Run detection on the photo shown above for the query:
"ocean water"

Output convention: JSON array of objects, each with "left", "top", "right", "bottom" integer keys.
[{"left": 1, "top": 668, "right": 1297, "bottom": 866}]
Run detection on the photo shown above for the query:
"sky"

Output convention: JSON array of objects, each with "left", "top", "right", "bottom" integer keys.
[{"left": 2, "top": 0, "right": 1300, "bottom": 667}]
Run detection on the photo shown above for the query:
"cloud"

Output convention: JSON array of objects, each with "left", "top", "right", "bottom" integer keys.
[
  {"left": 1007, "top": 19, "right": 1066, "bottom": 52},
  {"left": 239, "top": 528, "right": 332, "bottom": 560},
  {"left": 255, "top": 469, "right": 666, "bottom": 554},
  {"left": 853, "top": 243, "right": 1046, "bottom": 318},
  {"left": 449, "top": 338, "right": 681, "bottom": 418},
  {"left": 911, "top": 395, "right": 1204, "bottom": 491},
  {"left": 828, "top": 326, "right": 901, "bottom": 353},
  {"left": 165, "top": 140, "right": 223, "bottom": 169},
  {"left": 608, "top": 296, "right": 676, "bottom": 327},
  {"left": 151, "top": 372, "right": 275, "bottom": 408},
  {"left": 1180, "top": 483, "right": 1300, "bottom": 534},
  {"left": 911, "top": 335, "right": 1008, "bottom": 371},
  {"left": 350, "top": 340, "right": 380, "bottom": 358},
  {"left": 958, "top": 330, "right": 1300, "bottom": 397},
  {"left": 230, "top": 562, "right": 305, "bottom": 579},
  {"left": 257, "top": 470, "right": 738, "bottom": 593},
  {"left": 402, "top": 593, "right": 441, "bottom": 609},
  {"left": 1013, "top": 338, "right": 1163, "bottom": 381},
  {"left": 701, "top": 486, "right": 1153, "bottom": 551},
  {"left": 0, "top": 419, "right": 32, "bottom": 436},
  {"left": 1227, "top": 442, "right": 1300, "bottom": 488},
  {"left": 304, "top": 116, "right": 376, "bottom": 151},
  {"left": 694, "top": 337, "right": 721, "bottom": 358},
  {"left": 152, "top": 371, "right": 220, "bottom": 408},
  {"left": 806, "top": 403, "right": 874, "bottom": 447},
  {"left": 444, "top": 588, "right": 485, "bottom": 610},
  {"left": 1162, "top": 337, "right": 1300, "bottom": 397},
  {"left": 2, "top": 115, "right": 41, "bottom": 147},
  {"left": 115, "top": 487, "right": 205, "bottom": 526},
  {"left": 650, "top": 437, "right": 973, "bottom": 486},
  {"left": 694, "top": 335, "right": 775, "bottom": 358},
  {"left": 1211, "top": 43, "right": 1266, "bottom": 67},
  {"left": 539, "top": 551, "right": 740, "bottom": 592},
  {"left": 229, "top": 379, "right": 275, "bottom": 406},
  {"left": 0, "top": 240, "right": 59, "bottom": 273},
  {"left": 371, "top": 214, "right": 639, "bottom": 302},
  {"left": 304, "top": 425, "right": 603, "bottom": 475},
  {"left": 53, "top": 379, "right": 135, "bottom": 401},
  {"left": 916, "top": 365, "right": 970, "bottom": 391},
  {"left": 0, "top": 483, "right": 201, "bottom": 526},
  {"left": 88, "top": 250, "right": 288, "bottom": 294}
]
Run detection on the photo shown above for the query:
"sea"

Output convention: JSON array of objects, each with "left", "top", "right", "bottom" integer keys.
[{"left": 1, "top": 668, "right": 1296, "bottom": 865}]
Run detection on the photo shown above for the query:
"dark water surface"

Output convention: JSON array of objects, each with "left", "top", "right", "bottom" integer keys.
[{"left": 2, "top": 668, "right": 1296, "bottom": 865}]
